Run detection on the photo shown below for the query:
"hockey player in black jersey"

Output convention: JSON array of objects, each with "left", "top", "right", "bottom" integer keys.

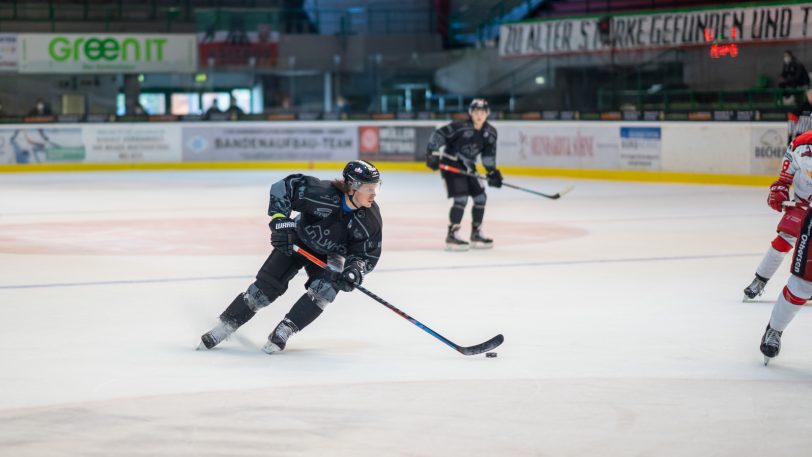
[
  {"left": 199, "top": 160, "right": 383, "bottom": 354},
  {"left": 425, "top": 98, "right": 503, "bottom": 250}
]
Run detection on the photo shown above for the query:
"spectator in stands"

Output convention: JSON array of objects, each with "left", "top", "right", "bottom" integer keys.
[
  {"left": 204, "top": 100, "right": 223, "bottom": 120},
  {"left": 27, "top": 98, "right": 52, "bottom": 116},
  {"left": 779, "top": 51, "right": 810, "bottom": 89},
  {"left": 132, "top": 102, "right": 147, "bottom": 116},
  {"left": 335, "top": 96, "right": 351, "bottom": 115},
  {"left": 224, "top": 95, "right": 244, "bottom": 120}
]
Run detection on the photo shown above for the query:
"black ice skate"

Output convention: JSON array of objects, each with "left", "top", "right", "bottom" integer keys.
[
  {"left": 445, "top": 224, "right": 470, "bottom": 251},
  {"left": 198, "top": 320, "right": 236, "bottom": 350},
  {"left": 470, "top": 224, "right": 494, "bottom": 249},
  {"left": 743, "top": 274, "right": 768, "bottom": 302},
  {"left": 262, "top": 318, "right": 299, "bottom": 354},
  {"left": 760, "top": 324, "right": 783, "bottom": 365}
]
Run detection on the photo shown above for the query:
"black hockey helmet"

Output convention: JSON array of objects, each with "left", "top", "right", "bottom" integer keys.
[
  {"left": 343, "top": 160, "right": 381, "bottom": 191},
  {"left": 469, "top": 98, "right": 490, "bottom": 114}
]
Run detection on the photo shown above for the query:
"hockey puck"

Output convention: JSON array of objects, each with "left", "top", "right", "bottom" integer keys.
[{"left": 485, "top": 352, "right": 497, "bottom": 358}]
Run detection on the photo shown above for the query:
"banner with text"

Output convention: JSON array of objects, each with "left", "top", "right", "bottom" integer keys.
[
  {"left": 750, "top": 126, "right": 787, "bottom": 175},
  {"left": 83, "top": 125, "right": 181, "bottom": 163},
  {"left": 182, "top": 125, "right": 357, "bottom": 161},
  {"left": 358, "top": 125, "right": 436, "bottom": 162},
  {"left": 18, "top": 34, "right": 197, "bottom": 73},
  {"left": 0, "top": 34, "right": 17, "bottom": 72},
  {"left": 500, "top": 3, "right": 812, "bottom": 57},
  {"left": 497, "top": 124, "right": 661, "bottom": 170}
]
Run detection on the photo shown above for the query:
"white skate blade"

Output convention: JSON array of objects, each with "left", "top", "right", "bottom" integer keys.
[
  {"left": 763, "top": 356, "right": 772, "bottom": 366},
  {"left": 445, "top": 243, "right": 470, "bottom": 252},
  {"left": 470, "top": 241, "right": 494, "bottom": 249},
  {"left": 262, "top": 341, "right": 283, "bottom": 354},
  {"left": 196, "top": 340, "right": 207, "bottom": 351}
]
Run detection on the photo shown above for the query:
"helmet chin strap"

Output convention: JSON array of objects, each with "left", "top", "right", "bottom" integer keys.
[{"left": 347, "top": 189, "right": 360, "bottom": 209}]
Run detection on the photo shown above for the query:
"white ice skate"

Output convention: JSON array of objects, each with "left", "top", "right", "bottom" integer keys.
[
  {"left": 445, "top": 224, "right": 470, "bottom": 251},
  {"left": 470, "top": 226, "right": 494, "bottom": 249},
  {"left": 198, "top": 320, "right": 236, "bottom": 350},
  {"left": 743, "top": 275, "right": 767, "bottom": 302},
  {"left": 262, "top": 318, "right": 298, "bottom": 354},
  {"left": 760, "top": 324, "right": 782, "bottom": 366}
]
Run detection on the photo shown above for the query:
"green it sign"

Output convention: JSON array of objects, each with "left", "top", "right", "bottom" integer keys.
[
  {"left": 49, "top": 37, "right": 168, "bottom": 62},
  {"left": 19, "top": 33, "right": 197, "bottom": 73}
]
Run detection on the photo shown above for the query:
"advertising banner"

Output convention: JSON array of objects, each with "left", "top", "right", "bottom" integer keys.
[
  {"left": 0, "top": 127, "right": 85, "bottom": 164},
  {"left": 83, "top": 124, "right": 182, "bottom": 163},
  {"left": 619, "top": 126, "right": 662, "bottom": 170},
  {"left": 750, "top": 126, "right": 788, "bottom": 175},
  {"left": 500, "top": 3, "right": 812, "bottom": 57},
  {"left": 358, "top": 125, "right": 435, "bottom": 162},
  {"left": 18, "top": 34, "right": 197, "bottom": 73},
  {"left": 497, "top": 123, "right": 661, "bottom": 170},
  {"left": 181, "top": 125, "right": 357, "bottom": 161},
  {"left": 0, "top": 33, "right": 17, "bottom": 72}
]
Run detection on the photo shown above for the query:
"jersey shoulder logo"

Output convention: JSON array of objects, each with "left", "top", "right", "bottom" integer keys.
[{"left": 314, "top": 208, "right": 332, "bottom": 217}]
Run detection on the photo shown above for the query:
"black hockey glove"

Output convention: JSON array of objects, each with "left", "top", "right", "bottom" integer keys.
[
  {"left": 336, "top": 261, "right": 364, "bottom": 292},
  {"left": 486, "top": 169, "right": 503, "bottom": 188},
  {"left": 425, "top": 150, "right": 440, "bottom": 171},
  {"left": 269, "top": 215, "right": 296, "bottom": 256}
]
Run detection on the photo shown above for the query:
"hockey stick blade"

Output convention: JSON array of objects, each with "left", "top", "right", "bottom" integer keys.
[
  {"left": 293, "top": 244, "right": 504, "bottom": 356},
  {"left": 456, "top": 333, "right": 504, "bottom": 355}
]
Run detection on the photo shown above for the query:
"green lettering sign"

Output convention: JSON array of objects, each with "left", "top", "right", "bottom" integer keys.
[
  {"left": 46, "top": 36, "right": 169, "bottom": 62},
  {"left": 48, "top": 37, "right": 70, "bottom": 61}
]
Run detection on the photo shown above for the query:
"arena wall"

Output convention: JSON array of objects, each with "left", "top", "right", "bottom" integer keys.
[{"left": 0, "top": 120, "right": 787, "bottom": 186}]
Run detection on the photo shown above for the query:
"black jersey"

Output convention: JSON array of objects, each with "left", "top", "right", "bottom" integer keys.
[
  {"left": 268, "top": 174, "right": 382, "bottom": 272},
  {"left": 427, "top": 120, "right": 498, "bottom": 173}
]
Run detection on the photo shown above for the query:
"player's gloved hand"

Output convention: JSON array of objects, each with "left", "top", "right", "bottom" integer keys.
[
  {"left": 269, "top": 214, "right": 296, "bottom": 255},
  {"left": 768, "top": 181, "right": 790, "bottom": 212},
  {"left": 486, "top": 169, "right": 503, "bottom": 188},
  {"left": 336, "top": 261, "right": 364, "bottom": 292},
  {"left": 426, "top": 148, "right": 442, "bottom": 171}
]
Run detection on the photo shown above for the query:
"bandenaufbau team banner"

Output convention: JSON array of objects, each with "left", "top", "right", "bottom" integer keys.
[{"left": 500, "top": 3, "right": 812, "bottom": 58}]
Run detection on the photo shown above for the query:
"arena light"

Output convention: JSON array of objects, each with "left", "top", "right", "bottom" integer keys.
[{"left": 535, "top": 76, "right": 546, "bottom": 85}]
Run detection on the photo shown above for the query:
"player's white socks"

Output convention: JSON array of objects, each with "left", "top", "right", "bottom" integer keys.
[
  {"left": 756, "top": 246, "right": 789, "bottom": 280},
  {"left": 769, "top": 288, "right": 806, "bottom": 332}
]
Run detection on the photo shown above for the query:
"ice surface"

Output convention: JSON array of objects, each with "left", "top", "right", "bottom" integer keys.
[{"left": 1, "top": 170, "right": 811, "bottom": 456}]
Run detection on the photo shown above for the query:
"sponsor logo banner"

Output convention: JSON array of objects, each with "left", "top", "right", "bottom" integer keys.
[
  {"left": 182, "top": 125, "right": 357, "bottom": 161},
  {"left": 18, "top": 34, "right": 197, "bottom": 73},
  {"left": 501, "top": 4, "right": 812, "bottom": 57},
  {"left": 497, "top": 123, "right": 661, "bottom": 170},
  {"left": 0, "top": 33, "right": 17, "bottom": 72},
  {"left": 750, "top": 126, "right": 788, "bottom": 175},
  {"left": 83, "top": 124, "right": 182, "bottom": 163},
  {"left": 0, "top": 127, "right": 85, "bottom": 164},
  {"left": 358, "top": 125, "right": 435, "bottom": 161}
]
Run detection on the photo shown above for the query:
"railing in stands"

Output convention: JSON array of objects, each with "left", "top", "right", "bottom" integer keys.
[{"left": 597, "top": 87, "right": 808, "bottom": 111}]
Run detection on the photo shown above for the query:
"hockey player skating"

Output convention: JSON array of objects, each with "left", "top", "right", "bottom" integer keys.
[
  {"left": 199, "top": 160, "right": 382, "bottom": 353},
  {"left": 743, "top": 117, "right": 812, "bottom": 301},
  {"left": 425, "top": 98, "right": 503, "bottom": 250},
  {"left": 760, "top": 130, "right": 812, "bottom": 365}
]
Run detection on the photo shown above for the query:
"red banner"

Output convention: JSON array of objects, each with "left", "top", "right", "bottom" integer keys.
[{"left": 198, "top": 43, "right": 278, "bottom": 67}]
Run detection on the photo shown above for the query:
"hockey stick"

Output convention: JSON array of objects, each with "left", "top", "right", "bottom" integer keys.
[
  {"left": 782, "top": 201, "right": 810, "bottom": 210},
  {"left": 439, "top": 164, "right": 574, "bottom": 200},
  {"left": 293, "top": 244, "right": 504, "bottom": 356}
]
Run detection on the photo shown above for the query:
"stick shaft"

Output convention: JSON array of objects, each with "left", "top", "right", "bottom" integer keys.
[{"left": 292, "top": 244, "right": 498, "bottom": 355}]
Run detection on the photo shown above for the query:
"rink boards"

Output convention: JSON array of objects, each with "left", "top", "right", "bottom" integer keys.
[{"left": 0, "top": 120, "right": 786, "bottom": 185}]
